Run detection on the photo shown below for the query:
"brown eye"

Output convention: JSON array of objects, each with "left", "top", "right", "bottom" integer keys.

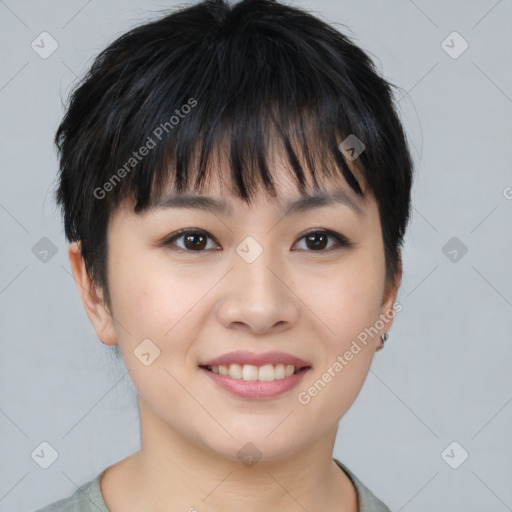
[
  {"left": 183, "top": 232, "right": 207, "bottom": 250},
  {"left": 305, "top": 232, "right": 328, "bottom": 250},
  {"left": 294, "top": 229, "right": 351, "bottom": 252},
  {"left": 162, "top": 228, "right": 351, "bottom": 253},
  {"left": 164, "top": 229, "right": 219, "bottom": 251}
]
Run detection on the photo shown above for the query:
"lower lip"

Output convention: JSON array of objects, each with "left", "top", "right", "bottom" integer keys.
[{"left": 199, "top": 366, "right": 311, "bottom": 399}]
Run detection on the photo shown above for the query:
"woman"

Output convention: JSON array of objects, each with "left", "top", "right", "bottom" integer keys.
[{"left": 36, "top": 0, "right": 413, "bottom": 510}]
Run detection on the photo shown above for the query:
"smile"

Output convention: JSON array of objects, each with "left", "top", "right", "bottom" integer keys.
[
  {"left": 202, "top": 363, "right": 304, "bottom": 381},
  {"left": 199, "top": 364, "right": 311, "bottom": 399}
]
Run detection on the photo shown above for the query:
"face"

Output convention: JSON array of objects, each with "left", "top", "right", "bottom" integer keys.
[{"left": 71, "top": 154, "right": 400, "bottom": 464}]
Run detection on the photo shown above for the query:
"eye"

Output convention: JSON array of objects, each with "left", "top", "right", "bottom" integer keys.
[
  {"left": 161, "top": 228, "right": 351, "bottom": 252},
  {"left": 293, "top": 229, "right": 351, "bottom": 252},
  {"left": 162, "top": 229, "right": 220, "bottom": 252}
]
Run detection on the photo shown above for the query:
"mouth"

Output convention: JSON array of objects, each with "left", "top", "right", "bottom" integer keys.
[
  {"left": 198, "top": 350, "right": 312, "bottom": 399},
  {"left": 198, "top": 363, "right": 312, "bottom": 399},
  {"left": 199, "top": 362, "right": 309, "bottom": 380}
]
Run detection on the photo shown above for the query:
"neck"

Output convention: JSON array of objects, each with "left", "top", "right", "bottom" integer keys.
[{"left": 101, "top": 398, "right": 358, "bottom": 512}]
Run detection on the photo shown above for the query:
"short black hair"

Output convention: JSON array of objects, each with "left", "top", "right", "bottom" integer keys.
[{"left": 54, "top": 0, "right": 414, "bottom": 313}]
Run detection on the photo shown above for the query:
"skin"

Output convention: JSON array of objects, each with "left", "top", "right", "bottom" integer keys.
[{"left": 69, "top": 152, "right": 401, "bottom": 512}]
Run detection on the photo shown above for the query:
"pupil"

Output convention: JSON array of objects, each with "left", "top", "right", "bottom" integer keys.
[
  {"left": 307, "top": 233, "right": 327, "bottom": 250},
  {"left": 185, "top": 233, "right": 206, "bottom": 250}
]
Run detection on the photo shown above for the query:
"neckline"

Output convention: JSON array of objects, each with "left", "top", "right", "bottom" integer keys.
[
  {"left": 333, "top": 458, "right": 365, "bottom": 509},
  {"left": 87, "top": 458, "right": 367, "bottom": 512}
]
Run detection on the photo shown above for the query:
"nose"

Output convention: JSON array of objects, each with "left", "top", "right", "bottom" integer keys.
[{"left": 215, "top": 246, "right": 300, "bottom": 335}]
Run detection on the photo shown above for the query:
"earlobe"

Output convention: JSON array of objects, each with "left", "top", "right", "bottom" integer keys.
[{"left": 68, "top": 241, "right": 118, "bottom": 346}]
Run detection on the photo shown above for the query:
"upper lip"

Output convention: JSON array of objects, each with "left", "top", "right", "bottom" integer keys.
[{"left": 200, "top": 350, "right": 311, "bottom": 368}]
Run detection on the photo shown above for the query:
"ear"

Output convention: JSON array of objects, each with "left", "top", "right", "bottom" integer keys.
[
  {"left": 375, "top": 255, "right": 402, "bottom": 351},
  {"left": 68, "top": 241, "right": 117, "bottom": 346}
]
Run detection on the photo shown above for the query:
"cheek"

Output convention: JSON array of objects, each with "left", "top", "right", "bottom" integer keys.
[
  {"left": 116, "top": 262, "right": 216, "bottom": 370},
  {"left": 112, "top": 269, "right": 202, "bottom": 399},
  {"left": 109, "top": 241, "right": 172, "bottom": 320},
  {"left": 299, "top": 252, "right": 385, "bottom": 345},
  {"left": 294, "top": 257, "right": 384, "bottom": 419},
  {"left": 107, "top": 251, "right": 186, "bottom": 345}
]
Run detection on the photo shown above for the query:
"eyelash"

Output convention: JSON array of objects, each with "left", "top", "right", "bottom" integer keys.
[{"left": 161, "top": 228, "right": 352, "bottom": 253}]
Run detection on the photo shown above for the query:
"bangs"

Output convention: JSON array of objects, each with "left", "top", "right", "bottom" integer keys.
[
  {"left": 96, "top": 10, "right": 379, "bottom": 215},
  {"left": 144, "top": 99, "right": 367, "bottom": 210}
]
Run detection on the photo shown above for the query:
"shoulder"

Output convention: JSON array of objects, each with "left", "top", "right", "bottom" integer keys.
[
  {"left": 32, "top": 471, "right": 109, "bottom": 512},
  {"left": 333, "top": 458, "right": 392, "bottom": 512}
]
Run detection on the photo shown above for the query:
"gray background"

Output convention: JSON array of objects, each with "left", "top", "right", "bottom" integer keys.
[{"left": 1, "top": 0, "right": 511, "bottom": 511}]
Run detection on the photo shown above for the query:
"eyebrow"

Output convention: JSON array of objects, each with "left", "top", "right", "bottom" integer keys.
[{"left": 153, "top": 189, "right": 364, "bottom": 217}]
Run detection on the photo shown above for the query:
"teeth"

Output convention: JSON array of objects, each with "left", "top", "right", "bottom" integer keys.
[
  {"left": 274, "top": 364, "right": 285, "bottom": 379},
  {"left": 207, "top": 363, "right": 301, "bottom": 381},
  {"left": 258, "top": 364, "right": 275, "bottom": 381},
  {"left": 242, "top": 364, "right": 258, "bottom": 381},
  {"left": 228, "top": 363, "right": 242, "bottom": 379}
]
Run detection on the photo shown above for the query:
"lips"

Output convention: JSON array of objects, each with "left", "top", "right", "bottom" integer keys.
[
  {"left": 198, "top": 351, "right": 312, "bottom": 399},
  {"left": 199, "top": 350, "right": 312, "bottom": 368}
]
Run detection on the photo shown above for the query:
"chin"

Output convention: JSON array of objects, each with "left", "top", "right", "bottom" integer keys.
[{"left": 202, "top": 429, "right": 309, "bottom": 465}]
